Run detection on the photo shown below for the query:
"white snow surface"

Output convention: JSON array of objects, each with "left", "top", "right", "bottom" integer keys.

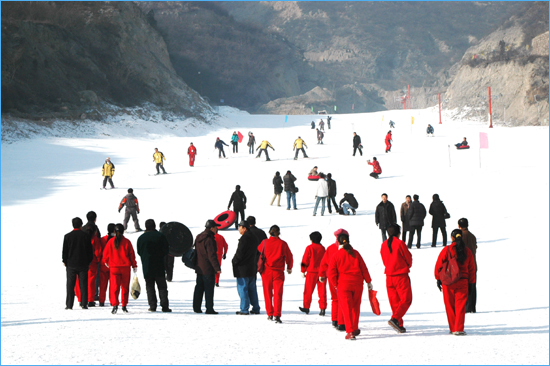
[{"left": 1, "top": 107, "right": 549, "bottom": 364}]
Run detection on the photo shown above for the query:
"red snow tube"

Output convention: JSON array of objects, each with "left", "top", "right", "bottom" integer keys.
[
  {"left": 214, "top": 210, "right": 237, "bottom": 230},
  {"left": 457, "top": 145, "right": 470, "bottom": 150},
  {"left": 308, "top": 175, "right": 321, "bottom": 181}
]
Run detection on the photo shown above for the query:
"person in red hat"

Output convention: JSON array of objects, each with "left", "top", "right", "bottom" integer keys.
[
  {"left": 319, "top": 228, "right": 348, "bottom": 330},
  {"left": 328, "top": 232, "right": 373, "bottom": 340},
  {"left": 299, "top": 231, "right": 327, "bottom": 316},
  {"left": 380, "top": 224, "right": 413, "bottom": 333}
]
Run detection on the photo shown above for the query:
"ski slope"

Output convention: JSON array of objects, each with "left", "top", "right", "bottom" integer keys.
[{"left": 1, "top": 107, "right": 548, "bottom": 364}]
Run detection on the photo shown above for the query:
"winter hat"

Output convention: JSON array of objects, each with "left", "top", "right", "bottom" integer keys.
[
  {"left": 216, "top": 137, "right": 219, "bottom": 140},
  {"left": 128, "top": 188, "right": 133, "bottom": 193},
  {"left": 433, "top": 194, "right": 440, "bottom": 200},
  {"left": 334, "top": 228, "right": 349, "bottom": 237},
  {"left": 205, "top": 219, "right": 221, "bottom": 229},
  {"left": 238, "top": 220, "right": 250, "bottom": 229}
]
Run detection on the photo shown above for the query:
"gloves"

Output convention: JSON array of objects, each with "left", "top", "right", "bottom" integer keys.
[
  {"left": 222, "top": 254, "right": 226, "bottom": 260},
  {"left": 367, "top": 282, "right": 373, "bottom": 291},
  {"left": 319, "top": 277, "right": 325, "bottom": 283},
  {"left": 133, "top": 267, "right": 137, "bottom": 273},
  {"left": 301, "top": 272, "right": 306, "bottom": 278},
  {"left": 287, "top": 268, "right": 292, "bottom": 274},
  {"left": 118, "top": 209, "right": 121, "bottom": 213},
  {"left": 437, "top": 279, "right": 442, "bottom": 292},
  {"left": 137, "top": 211, "right": 140, "bottom": 214}
]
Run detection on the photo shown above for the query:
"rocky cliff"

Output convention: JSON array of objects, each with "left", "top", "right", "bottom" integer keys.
[{"left": 1, "top": 1, "right": 212, "bottom": 121}]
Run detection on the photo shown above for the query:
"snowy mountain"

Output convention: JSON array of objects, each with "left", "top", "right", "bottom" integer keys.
[{"left": 1, "top": 107, "right": 548, "bottom": 364}]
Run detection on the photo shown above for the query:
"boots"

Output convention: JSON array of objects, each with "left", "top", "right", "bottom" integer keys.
[
  {"left": 299, "top": 307, "right": 310, "bottom": 314},
  {"left": 319, "top": 309, "right": 326, "bottom": 316}
]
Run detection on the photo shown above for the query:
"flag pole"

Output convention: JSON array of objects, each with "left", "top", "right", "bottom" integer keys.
[{"left": 448, "top": 145, "right": 451, "bottom": 167}]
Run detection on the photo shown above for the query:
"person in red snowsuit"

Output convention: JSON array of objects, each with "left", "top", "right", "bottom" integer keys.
[
  {"left": 299, "top": 231, "right": 327, "bottom": 315},
  {"left": 257, "top": 225, "right": 293, "bottom": 323},
  {"left": 214, "top": 233, "right": 228, "bottom": 286},
  {"left": 319, "top": 228, "right": 349, "bottom": 330},
  {"left": 75, "top": 214, "right": 103, "bottom": 307},
  {"left": 367, "top": 157, "right": 382, "bottom": 179},
  {"left": 102, "top": 224, "right": 138, "bottom": 314},
  {"left": 328, "top": 233, "right": 373, "bottom": 340},
  {"left": 98, "top": 223, "right": 115, "bottom": 306},
  {"left": 434, "top": 229, "right": 476, "bottom": 335},
  {"left": 385, "top": 131, "right": 392, "bottom": 153},
  {"left": 188, "top": 143, "right": 197, "bottom": 167},
  {"left": 380, "top": 224, "right": 413, "bottom": 333}
]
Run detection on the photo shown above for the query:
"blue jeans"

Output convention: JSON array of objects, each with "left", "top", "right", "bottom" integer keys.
[
  {"left": 286, "top": 191, "right": 297, "bottom": 209},
  {"left": 236, "top": 277, "right": 260, "bottom": 314},
  {"left": 342, "top": 203, "right": 357, "bottom": 215},
  {"left": 313, "top": 196, "right": 326, "bottom": 215}
]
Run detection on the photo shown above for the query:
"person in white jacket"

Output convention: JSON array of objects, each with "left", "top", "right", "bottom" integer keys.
[{"left": 313, "top": 173, "right": 329, "bottom": 216}]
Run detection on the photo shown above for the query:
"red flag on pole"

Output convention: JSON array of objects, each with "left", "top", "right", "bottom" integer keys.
[
  {"left": 480, "top": 132, "right": 489, "bottom": 149},
  {"left": 237, "top": 132, "right": 244, "bottom": 143}
]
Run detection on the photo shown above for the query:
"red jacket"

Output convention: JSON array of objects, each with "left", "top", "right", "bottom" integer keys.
[
  {"left": 100, "top": 234, "right": 114, "bottom": 272},
  {"left": 89, "top": 234, "right": 102, "bottom": 265},
  {"left": 188, "top": 146, "right": 197, "bottom": 155},
  {"left": 368, "top": 160, "right": 382, "bottom": 174},
  {"left": 319, "top": 242, "right": 338, "bottom": 278},
  {"left": 434, "top": 242, "right": 476, "bottom": 283},
  {"left": 301, "top": 242, "right": 326, "bottom": 273},
  {"left": 385, "top": 133, "right": 392, "bottom": 143},
  {"left": 380, "top": 237, "right": 412, "bottom": 275},
  {"left": 328, "top": 247, "right": 372, "bottom": 287},
  {"left": 258, "top": 237, "right": 293, "bottom": 272},
  {"left": 215, "top": 233, "right": 228, "bottom": 257},
  {"left": 103, "top": 236, "right": 138, "bottom": 268}
]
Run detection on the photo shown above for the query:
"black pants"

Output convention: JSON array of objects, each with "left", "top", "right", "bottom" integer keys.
[
  {"left": 123, "top": 209, "right": 141, "bottom": 231},
  {"left": 234, "top": 208, "right": 245, "bottom": 229},
  {"left": 295, "top": 148, "right": 308, "bottom": 158},
  {"left": 327, "top": 195, "right": 338, "bottom": 213},
  {"left": 408, "top": 225, "right": 423, "bottom": 247},
  {"left": 102, "top": 176, "right": 114, "bottom": 188},
  {"left": 145, "top": 276, "right": 169, "bottom": 311},
  {"left": 257, "top": 149, "right": 270, "bottom": 160},
  {"left": 402, "top": 229, "right": 408, "bottom": 244},
  {"left": 232, "top": 142, "right": 238, "bottom": 153},
  {"left": 353, "top": 147, "right": 362, "bottom": 156},
  {"left": 66, "top": 266, "right": 88, "bottom": 309},
  {"left": 219, "top": 148, "right": 226, "bottom": 158},
  {"left": 370, "top": 172, "right": 379, "bottom": 179},
  {"left": 466, "top": 281, "right": 477, "bottom": 313},
  {"left": 381, "top": 228, "right": 388, "bottom": 241},
  {"left": 249, "top": 143, "right": 254, "bottom": 154},
  {"left": 193, "top": 274, "right": 216, "bottom": 312},
  {"left": 156, "top": 163, "right": 166, "bottom": 174},
  {"left": 164, "top": 255, "right": 174, "bottom": 281},
  {"left": 432, "top": 226, "right": 447, "bottom": 246}
]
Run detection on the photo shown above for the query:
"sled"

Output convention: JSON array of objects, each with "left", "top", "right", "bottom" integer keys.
[
  {"left": 308, "top": 175, "right": 320, "bottom": 181},
  {"left": 160, "top": 222, "right": 194, "bottom": 257},
  {"left": 456, "top": 145, "right": 470, "bottom": 150},
  {"left": 214, "top": 210, "right": 237, "bottom": 230}
]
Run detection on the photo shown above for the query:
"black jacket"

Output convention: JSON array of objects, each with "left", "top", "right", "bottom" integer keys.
[
  {"left": 375, "top": 201, "right": 397, "bottom": 229},
  {"left": 82, "top": 221, "right": 101, "bottom": 239},
  {"left": 429, "top": 199, "right": 448, "bottom": 228},
  {"left": 195, "top": 229, "right": 220, "bottom": 275},
  {"left": 215, "top": 140, "right": 228, "bottom": 149},
  {"left": 249, "top": 226, "right": 268, "bottom": 246},
  {"left": 407, "top": 201, "right": 427, "bottom": 227},
  {"left": 353, "top": 135, "right": 361, "bottom": 148},
  {"left": 283, "top": 173, "right": 297, "bottom": 192},
  {"left": 62, "top": 229, "right": 93, "bottom": 269},
  {"left": 232, "top": 230, "right": 259, "bottom": 277},
  {"left": 327, "top": 178, "right": 337, "bottom": 197},
  {"left": 137, "top": 230, "right": 170, "bottom": 278},
  {"left": 229, "top": 190, "right": 247, "bottom": 210},
  {"left": 339, "top": 193, "right": 358, "bottom": 208},
  {"left": 273, "top": 175, "right": 283, "bottom": 194}
]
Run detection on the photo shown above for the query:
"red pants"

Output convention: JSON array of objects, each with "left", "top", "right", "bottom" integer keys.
[
  {"left": 75, "top": 262, "right": 98, "bottom": 303},
  {"left": 385, "top": 141, "right": 391, "bottom": 152},
  {"left": 189, "top": 154, "right": 196, "bottom": 166},
  {"left": 215, "top": 253, "right": 223, "bottom": 284},
  {"left": 98, "top": 268, "right": 110, "bottom": 304},
  {"left": 386, "top": 274, "right": 413, "bottom": 327},
  {"left": 337, "top": 282, "right": 363, "bottom": 333},
  {"left": 442, "top": 279, "right": 469, "bottom": 332},
  {"left": 109, "top": 266, "right": 131, "bottom": 307},
  {"left": 261, "top": 269, "right": 285, "bottom": 317},
  {"left": 328, "top": 279, "right": 345, "bottom": 324},
  {"left": 303, "top": 272, "right": 327, "bottom": 310}
]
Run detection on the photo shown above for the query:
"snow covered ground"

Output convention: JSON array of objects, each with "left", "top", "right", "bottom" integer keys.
[{"left": 1, "top": 107, "right": 548, "bottom": 364}]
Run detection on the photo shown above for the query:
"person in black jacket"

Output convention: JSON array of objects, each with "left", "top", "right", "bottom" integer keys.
[
  {"left": 326, "top": 173, "right": 338, "bottom": 214},
  {"left": 215, "top": 137, "right": 229, "bottom": 158},
  {"left": 283, "top": 170, "right": 298, "bottom": 210},
  {"left": 232, "top": 220, "right": 261, "bottom": 315},
  {"left": 271, "top": 171, "right": 283, "bottom": 206},
  {"left": 63, "top": 217, "right": 94, "bottom": 310},
  {"left": 429, "top": 194, "right": 449, "bottom": 247},
  {"left": 246, "top": 215, "right": 267, "bottom": 281},
  {"left": 407, "top": 194, "right": 427, "bottom": 249},
  {"left": 311, "top": 121, "right": 315, "bottom": 129},
  {"left": 228, "top": 185, "right": 247, "bottom": 229},
  {"left": 193, "top": 220, "right": 221, "bottom": 314},
  {"left": 247, "top": 132, "right": 256, "bottom": 154},
  {"left": 339, "top": 192, "right": 358, "bottom": 215},
  {"left": 375, "top": 193, "right": 397, "bottom": 241},
  {"left": 353, "top": 132, "right": 362, "bottom": 156}
]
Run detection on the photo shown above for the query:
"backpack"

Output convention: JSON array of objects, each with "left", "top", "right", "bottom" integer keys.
[
  {"left": 438, "top": 248, "right": 461, "bottom": 286},
  {"left": 182, "top": 245, "right": 197, "bottom": 270}
]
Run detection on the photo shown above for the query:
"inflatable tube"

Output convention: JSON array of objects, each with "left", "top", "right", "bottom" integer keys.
[
  {"left": 214, "top": 210, "right": 237, "bottom": 230},
  {"left": 160, "top": 222, "right": 194, "bottom": 257},
  {"left": 457, "top": 145, "right": 470, "bottom": 150},
  {"left": 308, "top": 175, "right": 321, "bottom": 181}
]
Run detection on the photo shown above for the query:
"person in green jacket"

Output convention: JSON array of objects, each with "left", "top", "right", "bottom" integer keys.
[{"left": 137, "top": 219, "right": 171, "bottom": 312}]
